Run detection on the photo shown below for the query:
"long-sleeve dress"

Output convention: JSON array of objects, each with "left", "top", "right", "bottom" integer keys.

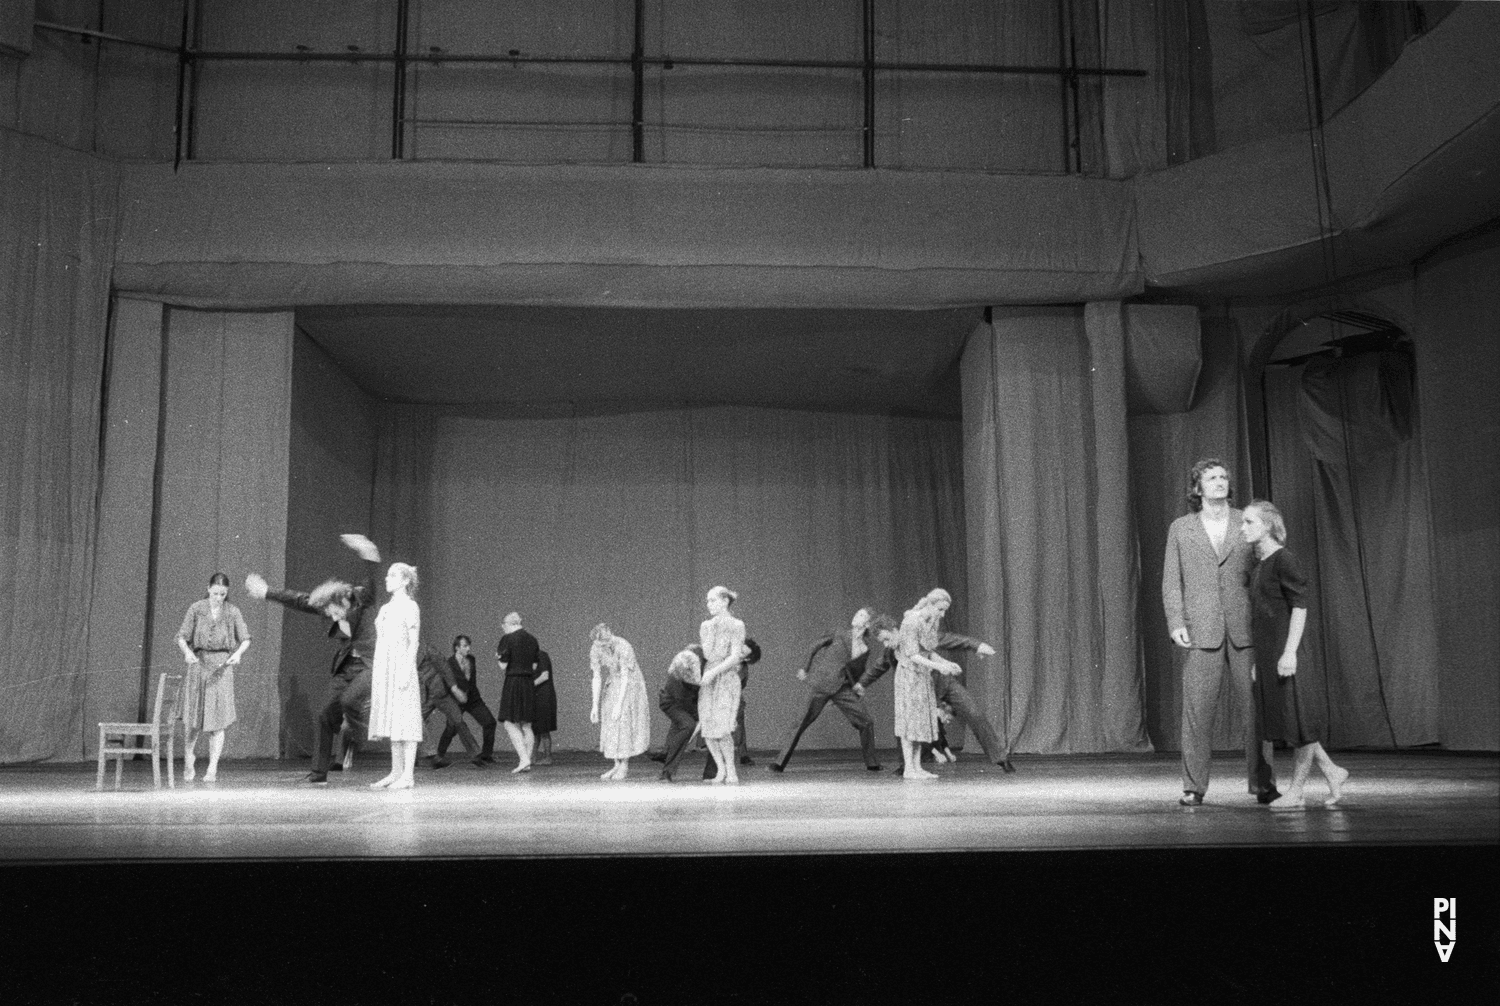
[
  {"left": 369, "top": 594, "right": 424, "bottom": 742},
  {"left": 592, "top": 636, "right": 650, "bottom": 758},
  {"left": 176, "top": 599, "right": 251, "bottom": 732},
  {"left": 893, "top": 607, "right": 942, "bottom": 743},
  {"left": 1250, "top": 547, "right": 1316, "bottom": 746},
  {"left": 697, "top": 613, "right": 745, "bottom": 740}
]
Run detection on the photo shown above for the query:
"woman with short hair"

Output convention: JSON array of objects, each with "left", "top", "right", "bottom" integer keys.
[{"left": 1241, "top": 501, "right": 1349, "bottom": 809}]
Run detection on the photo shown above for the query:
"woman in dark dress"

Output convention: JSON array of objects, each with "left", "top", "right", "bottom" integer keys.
[
  {"left": 495, "top": 611, "right": 540, "bottom": 773},
  {"left": 1241, "top": 501, "right": 1349, "bottom": 809},
  {"left": 532, "top": 649, "right": 557, "bottom": 765}
]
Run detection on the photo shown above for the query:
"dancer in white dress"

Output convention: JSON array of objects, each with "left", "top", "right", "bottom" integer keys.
[
  {"left": 698, "top": 585, "right": 747, "bottom": 785},
  {"left": 368, "top": 561, "right": 423, "bottom": 790},
  {"left": 589, "top": 623, "right": 651, "bottom": 780}
]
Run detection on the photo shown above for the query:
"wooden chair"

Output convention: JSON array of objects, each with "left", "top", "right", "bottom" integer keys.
[{"left": 97, "top": 673, "right": 185, "bottom": 791}]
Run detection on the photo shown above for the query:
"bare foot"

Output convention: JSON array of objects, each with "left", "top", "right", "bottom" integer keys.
[
  {"left": 370, "top": 775, "right": 394, "bottom": 790},
  {"left": 1324, "top": 765, "right": 1349, "bottom": 806},
  {"left": 511, "top": 762, "right": 532, "bottom": 775},
  {"left": 903, "top": 768, "right": 935, "bottom": 780},
  {"left": 600, "top": 767, "right": 618, "bottom": 781},
  {"left": 184, "top": 764, "right": 196, "bottom": 782},
  {"left": 1269, "top": 789, "right": 1305, "bottom": 810},
  {"left": 202, "top": 769, "right": 217, "bottom": 783},
  {"left": 388, "top": 776, "right": 414, "bottom": 790}
]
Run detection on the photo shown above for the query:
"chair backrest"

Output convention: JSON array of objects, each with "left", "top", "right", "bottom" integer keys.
[{"left": 152, "top": 674, "right": 185, "bottom": 727}]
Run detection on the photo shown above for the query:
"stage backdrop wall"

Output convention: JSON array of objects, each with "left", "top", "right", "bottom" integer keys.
[{"left": 299, "top": 403, "right": 971, "bottom": 757}]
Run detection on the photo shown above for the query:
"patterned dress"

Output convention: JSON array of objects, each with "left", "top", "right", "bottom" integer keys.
[
  {"left": 176, "top": 599, "right": 250, "bottom": 732},
  {"left": 697, "top": 613, "right": 745, "bottom": 740},
  {"left": 592, "top": 636, "right": 650, "bottom": 758},
  {"left": 368, "top": 594, "right": 424, "bottom": 742},
  {"left": 893, "top": 607, "right": 941, "bottom": 743}
]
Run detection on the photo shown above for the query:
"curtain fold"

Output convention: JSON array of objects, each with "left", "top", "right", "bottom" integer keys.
[
  {"left": 0, "top": 129, "right": 119, "bottom": 762},
  {"left": 961, "top": 308, "right": 1150, "bottom": 754},
  {"left": 1264, "top": 349, "right": 1440, "bottom": 748}
]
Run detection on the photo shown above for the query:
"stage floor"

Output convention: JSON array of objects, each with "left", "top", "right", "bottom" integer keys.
[{"left": 2, "top": 748, "right": 1494, "bottom": 862}]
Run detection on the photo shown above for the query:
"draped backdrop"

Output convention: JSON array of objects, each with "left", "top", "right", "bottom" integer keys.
[{"left": 0, "top": 131, "right": 118, "bottom": 761}]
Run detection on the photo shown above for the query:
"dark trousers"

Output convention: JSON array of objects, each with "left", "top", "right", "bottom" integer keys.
[
  {"left": 659, "top": 702, "right": 699, "bottom": 777},
  {"left": 439, "top": 695, "right": 496, "bottom": 758},
  {"left": 773, "top": 685, "right": 879, "bottom": 769},
  {"left": 1180, "top": 641, "right": 1270, "bottom": 796},
  {"left": 425, "top": 695, "right": 480, "bottom": 756},
  {"left": 315, "top": 669, "right": 371, "bottom": 774},
  {"left": 932, "top": 677, "right": 1007, "bottom": 764}
]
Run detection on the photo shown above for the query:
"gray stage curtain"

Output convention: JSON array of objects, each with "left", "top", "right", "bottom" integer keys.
[
  {"left": 1263, "top": 348, "right": 1441, "bottom": 747},
  {"left": 961, "top": 308, "right": 1151, "bottom": 754},
  {"left": 1129, "top": 318, "right": 1253, "bottom": 752},
  {"left": 1413, "top": 229, "right": 1500, "bottom": 751},
  {"left": 138, "top": 308, "right": 294, "bottom": 759},
  {"left": 343, "top": 403, "right": 967, "bottom": 755},
  {"left": 0, "top": 130, "right": 118, "bottom": 762}
]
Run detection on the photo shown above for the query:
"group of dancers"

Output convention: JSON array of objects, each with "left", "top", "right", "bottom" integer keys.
[{"left": 168, "top": 455, "right": 1345, "bottom": 806}]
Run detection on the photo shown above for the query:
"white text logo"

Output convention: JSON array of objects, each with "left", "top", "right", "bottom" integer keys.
[{"left": 1434, "top": 898, "right": 1456, "bottom": 962}]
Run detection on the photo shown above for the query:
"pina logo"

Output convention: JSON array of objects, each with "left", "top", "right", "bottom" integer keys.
[{"left": 1434, "top": 898, "right": 1456, "bottom": 962}]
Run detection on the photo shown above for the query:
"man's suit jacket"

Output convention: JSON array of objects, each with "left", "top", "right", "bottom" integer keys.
[
  {"left": 802, "top": 629, "right": 876, "bottom": 695},
  {"left": 265, "top": 559, "right": 379, "bottom": 681},
  {"left": 446, "top": 653, "right": 480, "bottom": 702},
  {"left": 658, "top": 675, "right": 699, "bottom": 715},
  {"left": 1161, "top": 509, "right": 1253, "bottom": 649}
]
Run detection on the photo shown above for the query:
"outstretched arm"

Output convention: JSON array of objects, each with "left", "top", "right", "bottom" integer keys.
[
  {"left": 936, "top": 631, "right": 995, "bottom": 658},
  {"left": 797, "top": 635, "right": 836, "bottom": 681}
]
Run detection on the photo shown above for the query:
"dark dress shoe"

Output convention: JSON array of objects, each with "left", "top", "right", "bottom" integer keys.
[
  {"left": 658, "top": 771, "right": 674, "bottom": 782},
  {"left": 303, "top": 772, "right": 328, "bottom": 785},
  {"left": 1179, "top": 791, "right": 1203, "bottom": 806},
  {"left": 327, "top": 763, "right": 342, "bottom": 772},
  {"left": 998, "top": 760, "right": 1016, "bottom": 774},
  {"left": 739, "top": 756, "right": 755, "bottom": 766},
  {"left": 866, "top": 764, "right": 884, "bottom": 772},
  {"left": 430, "top": 756, "right": 452, "bottom": 770},
  {"left": 1256, "top": 787, "right": 1281, "bottom": 805},
  {"left": 767, "top": 764, "right": 785, "bottom": 773},
  {"left": 648, "top": 751, "right": 666, "bottom": 763}
]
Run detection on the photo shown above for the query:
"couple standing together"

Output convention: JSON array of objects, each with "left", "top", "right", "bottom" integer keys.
[{"left": 1164, "top": 458, "right": 1348, "bottom": 809}]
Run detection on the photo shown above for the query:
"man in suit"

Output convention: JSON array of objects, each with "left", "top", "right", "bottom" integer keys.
[
  {"left": 1162, "top": 457, "right": 1274, "bottom": 806},
  {"left": 416, "top": 642, "right": 481, "bottom": 767},
  {"left": 436, "top": 634, "right": 497, "bottom": 767},
  {"left": 657, "top": 644, "right": 704, "bottom": 782},
  {"left": 769, "top": 608, "right": 884, "bottom": 772},
  {"left": 856, "top": 611, "right": 1016, "bottom": 773},
  {"left": 245, "top": 533, "right": 381, "bottom": 785}
]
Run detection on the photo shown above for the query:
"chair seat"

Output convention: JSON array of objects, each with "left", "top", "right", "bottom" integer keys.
[{"left": 96, "top": 674, "right": 184, "bottom": 791}]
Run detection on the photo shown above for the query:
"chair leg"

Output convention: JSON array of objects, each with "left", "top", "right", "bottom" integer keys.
[
  {"left": 96, "top": 728, "right": 107, "bottom": 791},
  {"left": 167, "top": 733, "right": 176, "bottom": 789},
  {"left": 151, "top": 732, "right": 162, "bottom": 789},
  {"left": 114, "top": 753, "right": 123, "bottom": 790}
]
